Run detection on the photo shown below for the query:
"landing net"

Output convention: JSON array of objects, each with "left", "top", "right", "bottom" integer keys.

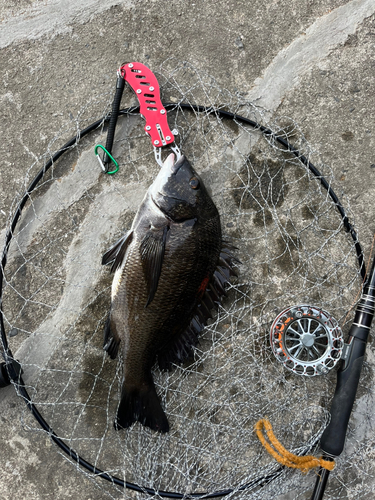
[{"left": 1, "top": 61, "right": 374, "bottom": 499}]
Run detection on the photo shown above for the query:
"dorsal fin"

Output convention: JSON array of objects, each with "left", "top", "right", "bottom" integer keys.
[{"left": 157, "top": 242, "right": 239, "bottom": 371}]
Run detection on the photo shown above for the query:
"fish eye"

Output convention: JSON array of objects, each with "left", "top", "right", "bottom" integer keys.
[{"left": 189, "top": 177, "right": 200, "bottom": 190}]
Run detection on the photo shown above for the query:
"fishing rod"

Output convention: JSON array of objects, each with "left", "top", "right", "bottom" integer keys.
[{"left": 311, "top": 249, "right": 375, "bottom": 499}]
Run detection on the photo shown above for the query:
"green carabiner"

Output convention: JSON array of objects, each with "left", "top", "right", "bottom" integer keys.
[{"left": 94, "top": 144, "right": 119, "bottom": 174}]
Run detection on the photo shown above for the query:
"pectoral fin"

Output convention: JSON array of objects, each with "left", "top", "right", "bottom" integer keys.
[
  {"left": 102, "top": 231, "right": 133, "bottom": 273},
  {"left": 140, "top": 225, "right": 169, "bottom": 307}
]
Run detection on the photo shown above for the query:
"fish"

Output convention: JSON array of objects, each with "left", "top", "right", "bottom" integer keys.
[{"left": 102, "top": 153, "right": 238, "bottom": 433}]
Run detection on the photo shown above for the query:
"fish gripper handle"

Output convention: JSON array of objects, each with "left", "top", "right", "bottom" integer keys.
[
  {"left": 103, "top": 75, "right": 126, "bottom": 167},
  {"left": 120, "top": 62, "right": 175, "bottom": 148}
]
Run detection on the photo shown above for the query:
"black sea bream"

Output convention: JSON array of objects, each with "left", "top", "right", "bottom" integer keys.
[{"left": 102, "top": 154, "right": 238, "bottom": 432}]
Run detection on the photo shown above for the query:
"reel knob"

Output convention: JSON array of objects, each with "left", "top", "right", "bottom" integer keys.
[{"left": 270, "top": 305, "right": 344, "bottom": 376}]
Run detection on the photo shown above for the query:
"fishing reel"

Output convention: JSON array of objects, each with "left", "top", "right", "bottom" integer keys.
[{"left": 270, "top": 305, "right": 344, "bottom": 376}]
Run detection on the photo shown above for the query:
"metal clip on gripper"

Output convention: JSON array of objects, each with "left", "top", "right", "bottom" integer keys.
[{"left": 96, "top": 62, "right": 181, "bottom": 172}]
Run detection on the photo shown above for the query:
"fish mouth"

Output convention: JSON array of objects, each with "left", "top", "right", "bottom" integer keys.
[
  {"left": 162, "top": 152, "right": 185, "bottom": 175},
  {"left": 170, "top": 154, "right": 185, "bottom": 174},
  {"left": 149, "top": 153, "right": 187, "bottom": 215}
]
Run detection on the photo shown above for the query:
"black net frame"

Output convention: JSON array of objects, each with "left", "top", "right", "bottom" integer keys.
[{"left": 0, "top": 103, "right": 365, "bottom": 498}]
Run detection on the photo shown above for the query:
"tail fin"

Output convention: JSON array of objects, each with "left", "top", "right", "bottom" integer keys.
[{"left": 115, "top": 382, "right": 169, "bottom": 433}]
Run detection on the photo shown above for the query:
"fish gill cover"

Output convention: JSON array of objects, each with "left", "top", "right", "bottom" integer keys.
[{"left": 1, "top": 60, "right": 374, "bottom": 499}]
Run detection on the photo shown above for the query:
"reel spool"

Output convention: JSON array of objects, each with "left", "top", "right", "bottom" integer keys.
[{"left": 270, "top": 305, "right": 344, "bottom": 376}]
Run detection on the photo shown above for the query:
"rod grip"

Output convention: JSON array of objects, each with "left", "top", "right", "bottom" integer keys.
[{"left": 320, "top": 331, "right": 367, "bottom": 456}]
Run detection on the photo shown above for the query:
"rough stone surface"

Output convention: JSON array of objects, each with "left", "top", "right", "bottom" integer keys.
[{"left": 1, "top": 1, "right": 374, "bottom": 499}]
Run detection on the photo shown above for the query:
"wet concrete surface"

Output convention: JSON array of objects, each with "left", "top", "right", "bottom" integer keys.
[{"left": 0, "top": 1, "right": 374, "bottom": 499}]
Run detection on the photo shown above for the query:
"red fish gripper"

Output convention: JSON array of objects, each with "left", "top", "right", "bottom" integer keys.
[
  {"left": 97, "top": 61, "right": 180, "bottom": 172},
  {"left": 120, "top": 62, "right": 176, "bottom": 149}
]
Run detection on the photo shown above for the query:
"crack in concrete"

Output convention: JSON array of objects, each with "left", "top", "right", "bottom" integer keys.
[
  {"left": 0, "top": 0, "right": 134, "bottom": 49},
  {"left": 247, "top": 0, "right": 375, "bottom": 112}
]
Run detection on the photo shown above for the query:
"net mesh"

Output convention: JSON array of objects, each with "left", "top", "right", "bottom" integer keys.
[{"left": 1, "top": 61, "right": 375, "bottom": 499}]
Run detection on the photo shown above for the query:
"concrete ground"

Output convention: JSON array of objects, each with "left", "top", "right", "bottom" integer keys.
[{"left": 0, "top": 0, "right": 374, "bottom": 499}]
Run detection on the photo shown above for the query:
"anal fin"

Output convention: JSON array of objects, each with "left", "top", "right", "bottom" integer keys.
[
  {"left": 103, "top": 314, "right": 121, "bottom": 360},
  {"left": 158, "top": 325, "right": 200, "bottom": 371}
]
